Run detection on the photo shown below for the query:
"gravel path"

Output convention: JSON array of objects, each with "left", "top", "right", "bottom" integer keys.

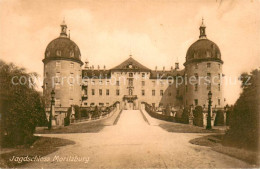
[{"left": 24, "top": 110, "right": 252, "bottom": 168}]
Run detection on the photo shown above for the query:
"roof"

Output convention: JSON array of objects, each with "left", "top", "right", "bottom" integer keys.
[
  {"left": 43, "top": 37, "right": 83, "bottom": 65},
  {"left": 111, "top": 57, "right": 151, "bottom": 72},
  {"left": 82, "top": 70, "right": 111, "bottom": 79},
  {"left": 185, "top": 39, "right": 222, "bottom": 64},
  {"left": 150, "top": 69, "right": 185, "bottom": 79}
]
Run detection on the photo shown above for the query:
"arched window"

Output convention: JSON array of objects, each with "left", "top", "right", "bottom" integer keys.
[
  {"left": 70, "top": 51, "right": 74, "bottom": 57},
  {"left": 56, "top": 50, "right": 61, "bottom": 56},
  {"left": 46, "top": 50, "right": 50, "bottom": 57}
]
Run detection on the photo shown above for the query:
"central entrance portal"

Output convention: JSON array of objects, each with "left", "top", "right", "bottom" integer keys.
[
  {"left": 127, "top": 101, "right": 134, "bottom": 110},
  {"left": 123, "top": 95, "right": 138, "bottom": 110}
]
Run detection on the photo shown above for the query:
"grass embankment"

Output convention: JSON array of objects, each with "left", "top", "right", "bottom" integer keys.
[
  {"left": 36, "top": 109, "right": 121, "bottom": 134},
  {"left": 190, "top": 134, "right": 259, "bottom": 166},
  {"left": 159, "top": 122, "right": 224, "bottom": 133},
  {"left": 36, "top": 120, "right": 105, "bottom": 134},
  {"left": 0, "top": 137, "right": 75, "bottom": 168}
]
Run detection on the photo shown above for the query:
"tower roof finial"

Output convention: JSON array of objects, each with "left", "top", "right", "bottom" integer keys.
[
  {"left": 201, "top": 17, "right": 205, "bottom": 27},
  {"left": 199, "top": 17, "right": 206, "bottom": 39},
  {"left": 60, "top": 18, "right": 68, "bottom": 37}
]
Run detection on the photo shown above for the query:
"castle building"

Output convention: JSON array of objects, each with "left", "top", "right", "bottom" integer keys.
[{"left": 43, "top": 19, "right": 224, "bottom": 122}]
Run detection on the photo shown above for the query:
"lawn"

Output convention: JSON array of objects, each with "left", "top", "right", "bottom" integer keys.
[
  {"left": 0, "top": 137, "right": 75, "bottom": 168},
  {"left": 159, "top": 121, "right": 224, "bottom": 133},
  {"left": 36, "top": 120, "right": 105, "bottom": 134},
  {"left": 35, "top": 109, "right": 121, "bottom": 134},
  {"left": 190, "top": 134, "right": 259, "bottom": 166}
]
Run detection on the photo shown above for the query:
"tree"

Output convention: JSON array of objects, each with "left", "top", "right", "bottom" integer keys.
[
  {"left": 223, "top": 69, "right": 259, "bottom": 150},
  {"left": 0, "top": 60, "right": 46, "bottom": 147}
]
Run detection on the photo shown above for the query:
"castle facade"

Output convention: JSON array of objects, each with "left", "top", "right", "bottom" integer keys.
[{"left": 43, "top": 19, "right": 224, "bottom": 118}]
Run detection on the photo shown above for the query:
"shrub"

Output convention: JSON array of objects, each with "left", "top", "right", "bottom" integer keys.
[
  {"left": 0, "top": 60, "right": 46, "bottom": 147},
  {"left": 214, "top": 110, "right": 225, "bottom": 126},
  {"left": 181, "top": 107, "right": 189, "bottom": 124},
  {"left": 223, "top": 69, "right": 259, "bottom": 151},
  {"left": 193, "top": 106, "right": 203, "bottom": 127}
]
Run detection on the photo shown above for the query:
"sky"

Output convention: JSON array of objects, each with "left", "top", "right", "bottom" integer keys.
[{"left": 0, "top": 0, "right": 260, "bottom": 104}]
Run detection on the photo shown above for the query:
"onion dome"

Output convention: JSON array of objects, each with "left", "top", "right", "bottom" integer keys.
[
  {"left": 184, "top": 19, "right": 223, "bottom": 65},
  {"left": 43, "top": 20, "right": 83, "bottom": 65}
]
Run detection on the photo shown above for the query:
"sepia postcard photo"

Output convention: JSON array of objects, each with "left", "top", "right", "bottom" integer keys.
[{"left": 0, "top": 0, "right": 260, "bottom": 168}]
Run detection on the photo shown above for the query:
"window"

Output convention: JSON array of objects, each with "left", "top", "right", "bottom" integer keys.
[
  {"left": 207, "top": 83, "right": 211, "bottom": 90},
  {"left": 90, "top": 103, "right": 95, "bottom": 106},
  {"left": 152, "top": 90, "right": 155, "bottom": 96},
  {"left": 129, "top": 73, "right": 133, "bottom": 77},
  {"left": 207, "top": 63, "right": 211, "bottom": 68},
  {"left": 195, "top": 63, "right": 198, "bottom": 69},
  {"left": 56, "top": 50, "right": 61, "bottom": 56},
  {"left": 56, "top": 61, "right": 61, "bottom": 67},
  {"left": 142, "top": 73, "right": 145, "bottom": 77},
  {"left": 70, "top": 63, "right": 74, "bottom": 68},
  {"left": 69, "top": 84, "right": 73, "bottom": 90},
  {"left": 218, "top": 64, "right": 221, "bottom": 69},
  {"left": 168, "top": 92, "right": 172, "bottom": 96},
  {"left": 99, "top": 103, "right": 104, "bottom": 106},
  {"left": 99, "top": 89, "right": 102, "bottom": 96},
  {"left": 106, "top": 89, "right": 109, "bottom": 96},
  {"left": 194, "top": 99, "right": 198, "bottom": 106},
  {"left": 142, "top": 81, "right": 145, "bottom": 86},
  {"left": 218, "top": 99, "right": 221, "bottom": 105},
  {"left": 116, "top": 81, "right": 120, "bottom": 86},
  {"left": 129, "top": 79, "right": 133, "bottom": 86},
  {"left": 142, "top": 90, "right": 145, "bottom": 96},
  {"left": 152, "top": 81, "right": 156, "bottom": 87},
  {"left": 56, "top": 72, "right": 60, "bottom": 77},
  {"left": 207, "top": 73, "right": 211, "bottom": 79},
  {"left": 55, "top": 82, "right": 60, "bottom": 89},
  {"left": 55, "top": 99, "right": 60, "bottom": 106},
  {"left": 160, "top": 90, "right": 163, "bottom": 96},
  {"left": 160, "top": 81, "right": 164, "bottom": 86},
  {"left": 84, "top": 103, "right": 88, "bottom": 106},
  {"left": 116, "top": 89, "right": 120, "bottom": 96},
  {"left": 195, "top": 84, "right": 198, "bottom": 91},
  {"left": 92, "top": 89, "right": 95, "bottom": 95},
  {"left": 129, "top": 89, "right": 133, "bottom": 95},
  {"left": 70, "top": 51, "right": 74, "bottom": 57},
  {"left": 70, "top": 72, "right": 74, "bottom": 77},
  {"left": 69, "top": 99, "right": 73, "bottom": 105},
  {"left": 218, "top": 84, "right": 221, "bottom": 91}
]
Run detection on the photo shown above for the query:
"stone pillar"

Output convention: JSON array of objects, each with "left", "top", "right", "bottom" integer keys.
[
  {"left": 51, "top": 104, "right": 56, "bottom": 126},
  {"left": 189, "top": 108, "right": 194, "bottom": 125}
]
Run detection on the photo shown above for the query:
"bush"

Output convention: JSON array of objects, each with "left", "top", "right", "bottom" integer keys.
[
  {"left": 214, "top": 110, "right": 225, "bottom": 126},
  {"left": 0, "top": 60, "right": 46, "bottom": 147},
  {"left": 181, "top": 107, "right": 189, "bottom": 124},
  {"left": 193, "top": 106, "right": 203, "bottom": 127},
  {"left": 223, "top": 69, "right": 259, "bottom": 151}
]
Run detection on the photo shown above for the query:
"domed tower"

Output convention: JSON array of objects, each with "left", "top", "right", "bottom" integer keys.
[
  {"left": 183, "top": 19, "right": 223, "bottom": 108},
  {"left": 43, "top": 20, "right": 83, "bottom": 115}
]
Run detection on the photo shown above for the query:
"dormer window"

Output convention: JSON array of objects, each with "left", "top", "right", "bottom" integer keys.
[
  {"left": 70, "top": 51, "right": 74, "bottom": 57},
  {"left": 56, "top": 50, "right": 61, "bottom": 56},
  {"left": 46, "top": 50, "right": 50, "bottom": 57}
]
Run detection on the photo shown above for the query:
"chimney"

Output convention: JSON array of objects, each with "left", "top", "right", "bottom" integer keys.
[
  {"left": 155, "top": 66, "right": 157, "bottom": 72},
  {"left": 98, "top": 65, "right": 100, "bottom": 70},
  {"left": 171, "top": 66, "right": 173, "bottom": 71},
  {"left": 175, "top": 62, "right": 179, "bottom": 70},
  {"left": 163, "top": 66, "right": 165, "bottom": 72},
  {"left": 104, "top": 65, "right": 106, "bottom": 70}
]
